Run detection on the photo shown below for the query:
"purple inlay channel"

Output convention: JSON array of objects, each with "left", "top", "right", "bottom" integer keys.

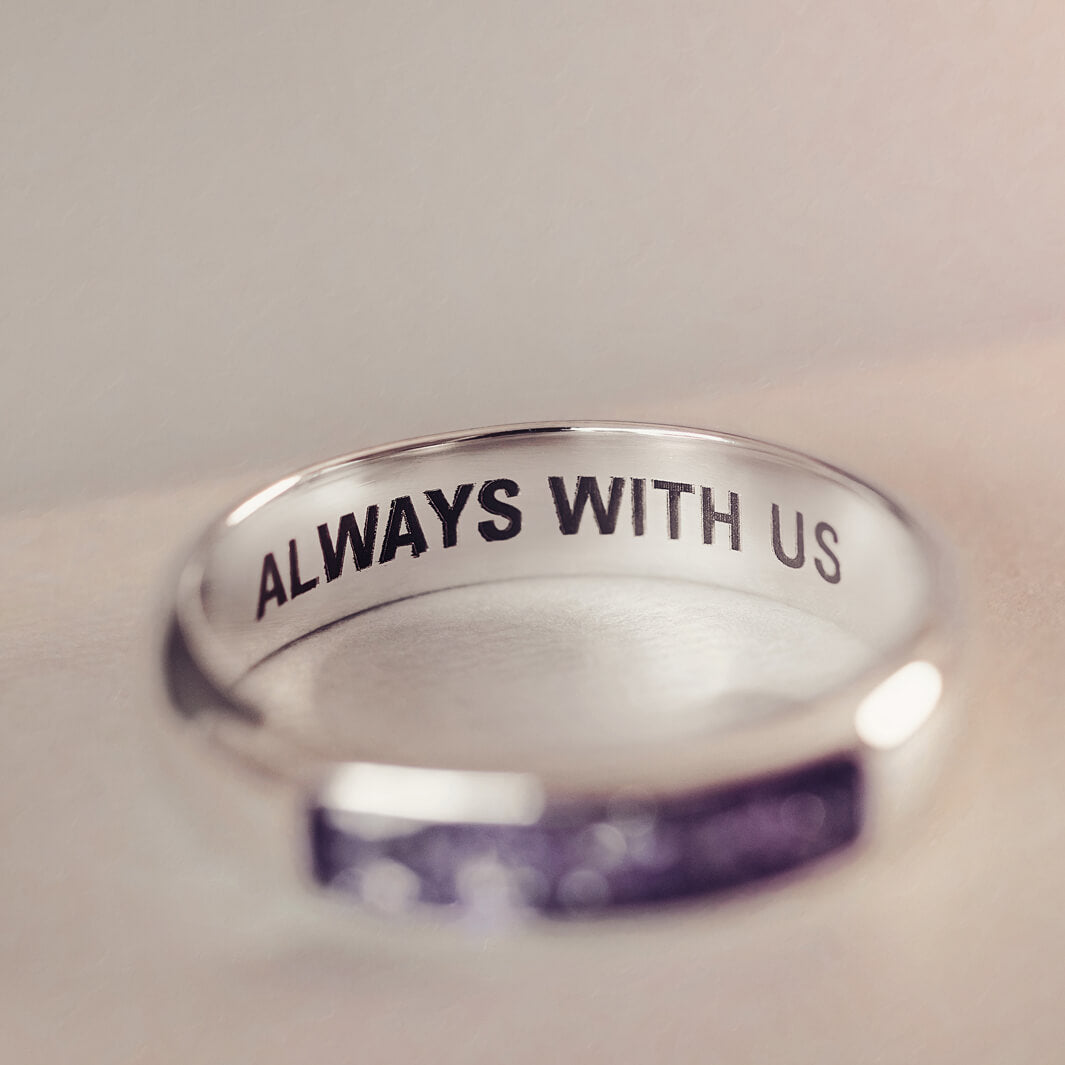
[{"left": 309, "top": 759, "right": 861, "bottom": 915}]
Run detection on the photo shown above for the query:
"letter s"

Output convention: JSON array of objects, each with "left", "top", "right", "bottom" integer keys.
[
  {"left": 814, "top": 521, "right": 841, "bottom": 585},
  {"left": 477, "top": 479, "right": 522, "bottom": 542}
]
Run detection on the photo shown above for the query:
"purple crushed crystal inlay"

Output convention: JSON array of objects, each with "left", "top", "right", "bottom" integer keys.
[{"left": 309, "top": 759, "right": 861, "bottom": 915}]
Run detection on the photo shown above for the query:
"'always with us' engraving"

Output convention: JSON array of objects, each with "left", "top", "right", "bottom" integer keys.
[{"left": 254, "top": 475, "right": 841, "bottom": 620}]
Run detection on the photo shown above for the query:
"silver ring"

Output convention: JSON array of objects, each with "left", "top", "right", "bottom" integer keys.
[{"left": 163, "top": 422, "right": 959, "bottom": 920}]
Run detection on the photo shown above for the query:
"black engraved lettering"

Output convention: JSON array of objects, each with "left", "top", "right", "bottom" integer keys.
[
  {"left": 652, "top": 480, "right": 693, "bottom": 540},
  {"left": 772, "top": 504, "right": 805, "bottom": 569},
  {"left": 814, "top": 521, "right": 841, "bottom": 584},
  {"left": 425, "top": 483, "right": 474, "bottom": 548},
  {"left": 478, "top": 479, "right": 522, "bottom": 541},
  {"left": 702, "top": 487, "right": 741, "bottom": 551},
  {"left": 379, "top": 495, "right": 429, "bottom": 563},
  {"left": 288, "top": 538, "right": 319, "bottom": 599},
  {"left": 632, "top": 477, "right": 646, "bottom": 536},
  {"left": 255, "top": 551, "right": 287, "bottom": 620},
  {"left": 317, "top": 507, "right": 378, "bottom": 582},
  {"left": 549, "top": 476, "right": 625, "bottom": 535}
]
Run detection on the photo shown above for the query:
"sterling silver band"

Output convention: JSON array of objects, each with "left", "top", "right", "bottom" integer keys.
[{"left": 163, "top": 422, "right": 958, "bottom": 918}]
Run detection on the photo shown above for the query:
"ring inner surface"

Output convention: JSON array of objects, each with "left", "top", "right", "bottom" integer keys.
[{"left": 186, "top": 428, "right": 933, "bottom": 771}]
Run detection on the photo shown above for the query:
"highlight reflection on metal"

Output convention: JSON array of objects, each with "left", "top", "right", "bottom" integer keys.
[
  {"left": 321, "top": 763, "right": 546, "bottom": 825},
  {"left": 855, "top": 661, "right": 944, "bottom": 750},
  {"left": 164, "top": 422, "right": 959, "bottom": 918},
  {"left": 224, "top": 475, "right": 300, "bottom": 527}
]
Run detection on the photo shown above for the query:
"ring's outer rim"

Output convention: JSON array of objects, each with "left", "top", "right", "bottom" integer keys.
[{"left": 166, "top": 420, "right": 961, "bottom": 798}]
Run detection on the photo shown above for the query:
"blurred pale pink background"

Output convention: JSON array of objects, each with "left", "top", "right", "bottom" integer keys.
[{"left": 3, "top": 4, "right": 1065, "bottom": 1062}]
